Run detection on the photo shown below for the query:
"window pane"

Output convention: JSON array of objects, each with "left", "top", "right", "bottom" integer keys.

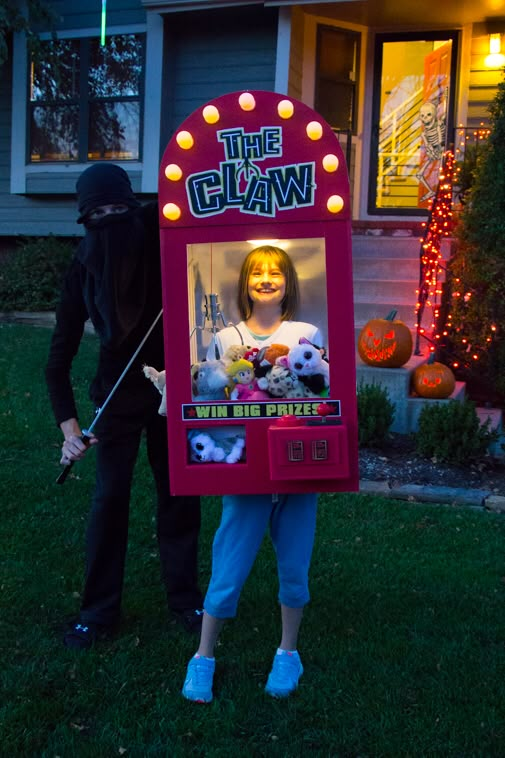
[
  {"left": 317, "top": 81, "right": 354, "bottom": 131},
  {"left": 30, "top": 39, "right": 80, "bottom": 102},
  {"left": 89, "top": 35, "right": 143, "bottom": 98},
  {"left": 88, "top": 102, "right": 140, "bottom": 160},
  {"left": 30, "top": 105, "right": 79, "bottom": 161},
  {"left": 315, "top": 26, "right": 359, "bottom": 133}
]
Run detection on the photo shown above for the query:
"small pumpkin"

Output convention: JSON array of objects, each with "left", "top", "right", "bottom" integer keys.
[
  {"left": 358, "top": 309, "right": 413, "bottom": 368},
  {"left": 412, "top": 354, "right": 455, "bottom": 399}
]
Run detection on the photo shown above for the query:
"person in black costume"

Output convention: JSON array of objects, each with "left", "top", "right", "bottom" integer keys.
[{"left": 46, "top": 163, "right": 203, "bottom": 649}]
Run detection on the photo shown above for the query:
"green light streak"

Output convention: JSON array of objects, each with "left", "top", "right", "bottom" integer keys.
[{"left": 100, "top": 0, "right": 106, "bottom": 46}]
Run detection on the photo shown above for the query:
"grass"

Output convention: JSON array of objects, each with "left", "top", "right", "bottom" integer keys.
[{"left": 1, "top": 323, "right": 505, "bottom": 756}]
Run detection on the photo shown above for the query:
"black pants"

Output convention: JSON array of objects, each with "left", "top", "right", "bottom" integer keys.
[{"left": 79, "top": 395, "right": 202, "bottom": 626}]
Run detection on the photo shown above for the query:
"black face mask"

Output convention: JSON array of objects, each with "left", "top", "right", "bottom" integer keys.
[{"left": 76, "top": 209, "right": 150, "bottom": 349}]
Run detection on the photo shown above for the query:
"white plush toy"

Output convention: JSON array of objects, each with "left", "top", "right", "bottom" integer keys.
[
  {"left": 277, "top": 338, "right": 330, "bottom": 396},
  {"left": 188, "top": 430, "right": 245, "bottom": 464},
  {"left": 143, "top": 365, "right": 167, "bottom": 415}
]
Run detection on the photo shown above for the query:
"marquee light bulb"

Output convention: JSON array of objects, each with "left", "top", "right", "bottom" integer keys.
[
  {"left": 202, "top": 105, "right": 220, "bottom": 124},
  {"left": 176, "top": 131, "right": 194, "bottom": 149},
  {"left": 162, "top": 203, "right": 181, "bottom": 221},
  {"left": 306, "top": 121, "right": 323, "bottom": 140},
  {"left": 239, "top": 92, "right": 256, "bottom": 111},
  {"left": 323, "top": 154, "right": 339, "bottom": 172},
  {"left": 164, "top": 163, "right": 183, "bottom": 181},
  {"left": 277, "top": 99, "right": 294, "bottom": 119},
  {"left": 327, "top": 195, "right": 344, "bottom": 214}
]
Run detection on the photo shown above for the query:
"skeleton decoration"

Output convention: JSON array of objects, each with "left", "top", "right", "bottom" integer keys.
[{"left": 417, "top": 100, "right": 446, "bottom": 204}]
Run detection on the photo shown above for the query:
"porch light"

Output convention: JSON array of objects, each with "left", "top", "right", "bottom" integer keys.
[{"left": 485, "top": 33, "right": 505, "bottom": 67}]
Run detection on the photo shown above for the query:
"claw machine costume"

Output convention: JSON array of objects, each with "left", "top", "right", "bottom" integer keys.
[{"left": 157, "top": 90, "right": 358, "bottom": 495}]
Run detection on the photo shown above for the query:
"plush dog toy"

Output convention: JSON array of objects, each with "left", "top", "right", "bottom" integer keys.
[
  {"left": 191, "top": 359, "right": 230, "bottom": 401},
  {"left": 277, "top": 338, "right": 330, "bottom": 396},
  {"left": 220, "top": 344, "right": 251, "bottom": 367},
  {"left": 257, "top": 364, "right": 306, "bottom": 398},
  {"left": 143, "top": 365, "right": 167, "bottom": 415},
  {"left": 187, "top": 430, "right": 245, "bottom": 464}
]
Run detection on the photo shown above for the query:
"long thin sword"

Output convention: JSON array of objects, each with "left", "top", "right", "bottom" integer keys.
[{"left": 56, "top": 308, "right": 163, "bottom": 485}]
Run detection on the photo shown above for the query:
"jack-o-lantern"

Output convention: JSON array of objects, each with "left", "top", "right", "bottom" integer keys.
[
  {"left": 357, "top": 310, "right": 413, "bottom": 368},
  {"left": 412, "top": 354, "right": 455, "bottom": 398}
]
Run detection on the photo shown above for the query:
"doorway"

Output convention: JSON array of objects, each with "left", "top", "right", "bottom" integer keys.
[{"left": 368, "top": 31, "right": 458, "bottom": 215}]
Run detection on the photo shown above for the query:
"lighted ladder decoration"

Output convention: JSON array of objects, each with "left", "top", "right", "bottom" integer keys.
[{"left": 414, "top": 150, "right": 455, "bottom": 355}]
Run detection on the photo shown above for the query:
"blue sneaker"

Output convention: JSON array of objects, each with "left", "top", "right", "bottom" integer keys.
[
  {"left": 265, "top": 649, "right": 303, "bottom": 698},
  {"left": 182, "top": 654, "right": 215, "bottom": 703}
]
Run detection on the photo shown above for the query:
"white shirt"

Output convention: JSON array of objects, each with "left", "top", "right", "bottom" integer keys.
[{"left": 207, "top": 320, "right": 324, "bottom": 360}]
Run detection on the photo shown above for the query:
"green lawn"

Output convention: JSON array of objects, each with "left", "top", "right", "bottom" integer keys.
[{"left": 1, "top": 323, "right": 505, "bottom": 756}]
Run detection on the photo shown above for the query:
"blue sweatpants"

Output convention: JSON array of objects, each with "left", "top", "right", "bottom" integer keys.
[{"left": 204, "top": 493, "right": 318, "bottom": 619}]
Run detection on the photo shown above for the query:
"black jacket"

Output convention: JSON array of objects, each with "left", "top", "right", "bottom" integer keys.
[{"left": 45, "top": 203, "right": 165, "bottom": 426}]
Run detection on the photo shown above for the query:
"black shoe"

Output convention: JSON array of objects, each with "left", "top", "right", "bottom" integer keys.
[
  {"left": 173, "top": 608, "right": 204, "bottom": 634},
  {"left": 63, "top": 621, "right": 112, "bottom": 650}
]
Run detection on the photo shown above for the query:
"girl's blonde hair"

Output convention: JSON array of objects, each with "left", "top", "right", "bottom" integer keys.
[{"left": 237, "top": 245, "right": 300, "bottom": 321}]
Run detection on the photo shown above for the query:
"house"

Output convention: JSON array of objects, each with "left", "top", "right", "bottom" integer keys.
[{"left": 2, "top": 0, "right": 504, "bottom": 333}]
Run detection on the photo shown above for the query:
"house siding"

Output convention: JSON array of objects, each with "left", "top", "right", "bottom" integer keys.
[
  {"left": 468, "top": 33, "right": 502, "bottom": 128},
  {"left": 0, "top": 43, "right": 13, "bottom": 207},
  {"left": 161, "top": 7, "right": 278, "bottom": 145},
  {"left": 48, "top": 0, "right": 146, "bottom": 31},
  {"left": 287, "top": 5, "right": 304, "bottom": 100},
  {"left": 0, "top": 2, "right": 278, "bottom": 238}
]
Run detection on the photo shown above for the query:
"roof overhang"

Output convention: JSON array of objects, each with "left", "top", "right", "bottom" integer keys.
[{"left": 140, "top": 0, "right": 359, "bottom": 10}]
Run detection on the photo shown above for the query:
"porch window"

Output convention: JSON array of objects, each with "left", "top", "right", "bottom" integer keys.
[
  {"left": 29, "top": 34, "right": 145, "bottom": 163},
  {"left": 369, "top": 33, "right": 457, "bottom": 214},
  {"left": 315, "top": 26, "right": 360, "bottom": 134}
]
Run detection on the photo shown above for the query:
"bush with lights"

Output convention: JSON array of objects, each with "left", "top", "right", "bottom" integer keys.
[{"left": 445, "top": 78, "right": 505, "bottom": 404}]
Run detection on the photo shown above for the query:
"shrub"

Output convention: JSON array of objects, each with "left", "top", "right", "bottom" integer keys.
[
  {"left": 416, "top": 398, "right": 497, "bottom": 466},
  {"left": 357, "top": 380, "right": 395, "bottom": 447},
  {"left": 0, "top": 235, "right": 75, "bottom": 311},
  {"left": 447, "top": 77, "right": 505, "bottom": 402}
]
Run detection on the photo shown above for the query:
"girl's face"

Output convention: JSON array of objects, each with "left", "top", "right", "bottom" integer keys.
[{"left": 247, "top": 260, "right": 286, "bottom": 310}]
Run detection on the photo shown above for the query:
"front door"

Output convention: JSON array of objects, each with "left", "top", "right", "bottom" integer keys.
[{"left": 369, "top": 31, "right": 458, "bottom": 215}]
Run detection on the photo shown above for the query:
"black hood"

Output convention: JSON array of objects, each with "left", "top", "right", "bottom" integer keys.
[{"left": 76, "top": 163, "right": 140, "bottom": 223}]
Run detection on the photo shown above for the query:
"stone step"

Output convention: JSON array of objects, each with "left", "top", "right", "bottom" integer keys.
[
  {"left": 353, "top": 302, "right": 417, "bottom": 328},
  {"left": 351, "top": 234, "right": 453, "bottom": 259},
  {"left": 352, "top": 235, "right": 421, "bottom": 258},
  {"left": 352, "top": 279, "right": 419, "bottom": 300},
  {"left": 352, "top": 257, "right": 420, "bottom": 280}
]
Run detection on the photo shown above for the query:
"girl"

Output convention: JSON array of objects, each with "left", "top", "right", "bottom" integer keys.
[{"left": 182, "top": 245, "right": 325, "bottom": 702}]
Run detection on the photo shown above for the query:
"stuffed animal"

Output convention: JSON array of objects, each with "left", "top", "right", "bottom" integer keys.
[
  {"left": 220, "top": 344, "right": 251, "bottom": 367},
  {"left": 226, "top": 358, "right": 270, "bottom": 401},
  {"left": 252, "top": 343, "right": 290, "bottom": 378},
  {"left": 143, "top": 365, "right": 167, "bottom": 415},
  {"left": 187, "top": 430, "right": 245, "bottom": 464},
  {"left": 257, "top": 364, "right": 306, "bottom": 398},
  {"left": 277, "top": 338, "right": 330, "bottom": 396},
  {"left": 191, "top": 359, "right": 230, "bottom": 401}
]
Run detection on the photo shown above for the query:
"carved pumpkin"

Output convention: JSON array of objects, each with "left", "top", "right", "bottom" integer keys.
[
  {"left": 357, "top": 310, "right": 413, "bottom": 368},
  {"left": 412, "top": 354, "right": 455, "bottom": 399}
]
